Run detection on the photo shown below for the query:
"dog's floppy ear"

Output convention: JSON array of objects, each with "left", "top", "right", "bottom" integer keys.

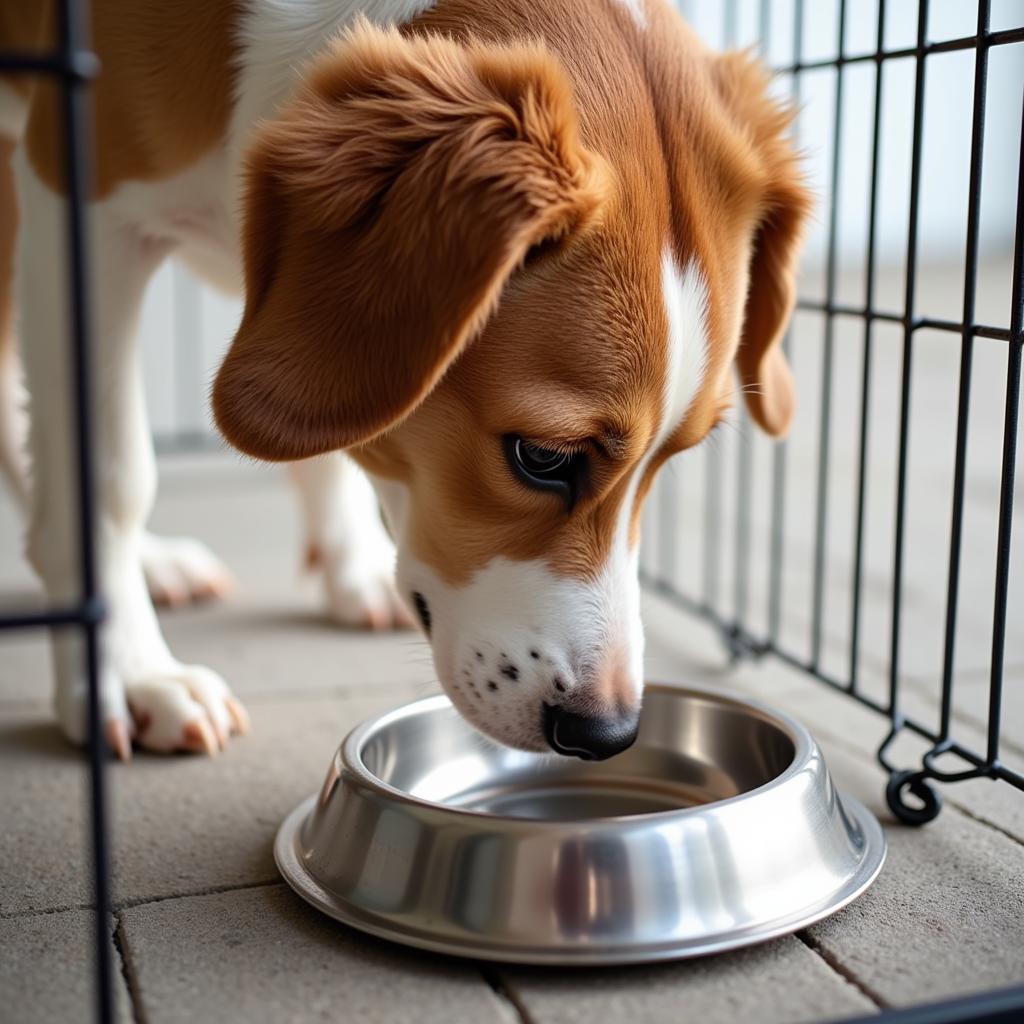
[
  {"left": 737, "top": 177, "right": 811, "bottom": 437},
  {"left": 715, "top": 52, "right": 812, "bottom": 438},
  {"left": 213, "top": 20, "right": 609, "bottom": 461}
]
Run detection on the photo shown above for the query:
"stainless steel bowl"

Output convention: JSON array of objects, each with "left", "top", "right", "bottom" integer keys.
[{"left": 275, "top": 684, "right": 885, "bottom": 964}]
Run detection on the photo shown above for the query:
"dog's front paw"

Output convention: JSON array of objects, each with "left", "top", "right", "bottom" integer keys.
[
  {"left": 141, "top": 532, "right": 235, "bottom": 607},
  {"left": 54, "top": 651, "right": 249, "bottom": 760},
  {"left": 308, "top": 540, "right": 416, "bottom": 631},
  {"left": 54, "top": 657, "right": 136, "bottom": 761},
  {"left": 124, "top": 664, "right": 249, "bottom": 755}
]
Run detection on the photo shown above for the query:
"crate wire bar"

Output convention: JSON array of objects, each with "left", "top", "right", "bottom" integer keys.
[
  {"left": 644, "top": 1, "right": 1024, "bottom": 824},
  {"left": 0, "top": 0, "right": 114, "bottom": 1022}
]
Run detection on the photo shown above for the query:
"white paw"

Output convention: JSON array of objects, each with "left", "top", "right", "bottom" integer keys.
[
  {"left": 54, "top": 654, "right": 133, "bottom": 758},
  {"left": 53, "top": 644, "right": 249, "bottom": 760},
  {"left": 124, "top": 663, "right": 249, "bottom": 755},
  {"left": 140, "top": 532, "right": 234, "bottom": 608},
  {"left": 308, "top": 539, "right": 416, "bottom": 631}
]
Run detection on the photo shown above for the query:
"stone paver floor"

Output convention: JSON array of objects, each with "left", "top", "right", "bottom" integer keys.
[{"left": 1, "top": 458, "right": 1022, "bottom": 1024}]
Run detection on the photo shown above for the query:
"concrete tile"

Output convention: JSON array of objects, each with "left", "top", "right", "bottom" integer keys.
[
  {"left": 0, "top": 688, "right": 434, "bottom": 915},
  {"left": 500, "top": 936, "right": 874, "bottom": 1024},
  {"left": 120, "top": 884, "right": 508, "bottom": 1024},
  {"left": 158, "top": 596, "right": 436, "bottom": 701},
  {"left": 145, "top": 457, "right": 301, "bottom": 596},
  {"left": 0, "top": 909, "right": 131, "bottom": 1024},
  {"left": 0, "top": 484, "right": 53, "bottom": 707},
  {"left": 108, "top": 689, "right": 431, "bottom": 907},
  {"left": 0, "top": 630, "right": 51, "bottom": 706},
  {"left": 642, "top": 596, "right": 741, "bottom": 685},
  {"left": 0, "top": 707, "right": 92, "bottom": 915},
  {"left": 805, "top": 743, "right": 1024, "bottom": 1007}
]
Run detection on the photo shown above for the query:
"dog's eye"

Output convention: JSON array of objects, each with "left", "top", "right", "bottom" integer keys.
[
  {"left": 504, "top": 435, "right": 585, "bottom": 508},
  {"left": 516, "top": 439, "right": 569, "bottom": 476}
]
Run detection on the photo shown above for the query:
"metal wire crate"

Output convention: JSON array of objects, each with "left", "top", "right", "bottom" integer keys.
[{"left": 644, "top": 0, "right": 1023, "bottom": 827}]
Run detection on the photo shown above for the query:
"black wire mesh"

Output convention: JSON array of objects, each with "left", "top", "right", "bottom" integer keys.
[{"left": 643, "top": 0, "right": 1024, "bottom": 828}]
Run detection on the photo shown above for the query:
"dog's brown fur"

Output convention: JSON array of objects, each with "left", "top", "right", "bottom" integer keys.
[
  {"left": 214, "top": 7, "right": 810, "bottom": 584},
  {"left": 4, "top": 0, "right": 809, "bottom": 590},
  {"left": 1, "top": 0, "right": 239, "bottom": 199},
  {"left": 214, "top": 25, "right": 613, "bottom": 464}
]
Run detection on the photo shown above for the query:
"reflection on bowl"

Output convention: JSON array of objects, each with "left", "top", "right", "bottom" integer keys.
[{"left": 276, "top": 683, "right": 885, "bottom": 964}]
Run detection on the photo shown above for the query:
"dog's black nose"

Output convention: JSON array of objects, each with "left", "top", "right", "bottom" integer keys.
[{"left": 542, "top": 704, "right": 639, "bottom": 760}]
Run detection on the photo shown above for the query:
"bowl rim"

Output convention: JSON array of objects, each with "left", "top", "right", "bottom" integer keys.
[
  {"left": 276, "top": 788, "right": 886, "bottom": 965},
  {"left": 336, "top": 682, "right": 816, "bottom": 827}
]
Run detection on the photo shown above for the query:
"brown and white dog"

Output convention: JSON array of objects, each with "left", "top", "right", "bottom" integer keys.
[{"left": 0, "top": 1, "right": 809, "bottom": 761}]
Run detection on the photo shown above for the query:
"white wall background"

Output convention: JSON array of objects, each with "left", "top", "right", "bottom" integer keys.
[{"left": 681, "top": 0, "right": 1024, "bottom": 267}]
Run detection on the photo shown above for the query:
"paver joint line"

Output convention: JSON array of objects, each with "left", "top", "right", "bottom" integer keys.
[
  {"left": 0, "top": 900, "right": 95, "bottom": 921},
  {"left": 113, "top": 912, "right": 146, "bottom": 1024},
  {"left": 112, "top": 876, "right": 282, "bottom": 913},
  {"left": 481, "top": 969, "right": 539, "bottom": 1024},
  {"left": 946, "top": 796, "right": 1024, "bottom": 849},
  {"left": 0, "top": 878, "right": 285, "bottom": 925},
  {"left": 797, "top": 931, "right": 888, "bottom": 1012}
]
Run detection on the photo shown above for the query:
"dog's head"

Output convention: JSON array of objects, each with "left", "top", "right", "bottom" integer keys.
[{"left": 213, "top": 8, "right": 810, "bottom": 758}]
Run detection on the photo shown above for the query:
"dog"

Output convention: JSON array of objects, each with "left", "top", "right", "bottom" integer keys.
[{"left": 0, "top": 0, "right": 809, "bottom": 761}]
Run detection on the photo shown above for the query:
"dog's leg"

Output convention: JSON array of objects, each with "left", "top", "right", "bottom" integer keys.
[
  {"left": 139, "top": 258, "right": 238, "bottom": 607},
  {"left": 0, "top": 118, "right": 29, "bottom": 508},
  {"left": 19, "top": 171, "right": 248, "bottom": 757},
  {"left": 289, "top": 453, "right": 414, "bottom": 629}
]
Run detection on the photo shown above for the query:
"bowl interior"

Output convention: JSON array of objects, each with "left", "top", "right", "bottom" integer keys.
[{"left": 357, "top": 688, "right": 797, "bottom": 821}]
